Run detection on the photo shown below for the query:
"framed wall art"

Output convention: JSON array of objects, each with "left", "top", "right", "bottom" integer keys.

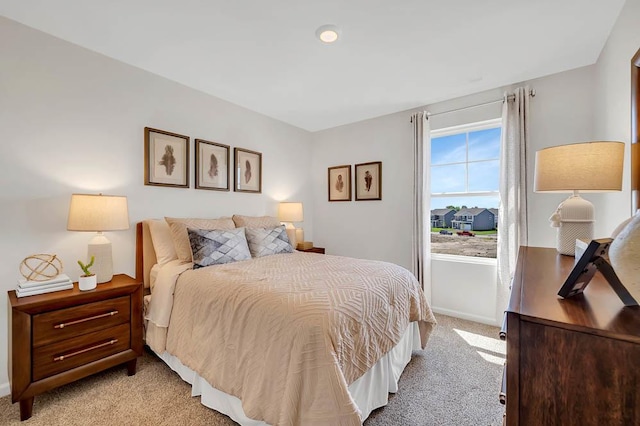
[
  {"left": 195, "top": 139, "right": 230, "bottom": 191},
  {"left": 144, "top": 127, "right": 189, "bottom": 188},
  {"left": 328, "top": 165, "right": 351, "bottom": 201},
  {"left": 234, "top": 148, "right": 262, "bottom": 193},
  {"left": 355, "top": 161, "right": 382, "bottom": 201}
]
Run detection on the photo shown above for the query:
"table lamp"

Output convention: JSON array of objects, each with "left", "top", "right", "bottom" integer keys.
[
  {"left": 67, "top": 193, "right": 130, "bottom": 283},
  {"left": 278, "top": 202, "right": 304, "bottom": 249},
  {"left": 534, "top": 141, "right": 624, "bottom": 255}
]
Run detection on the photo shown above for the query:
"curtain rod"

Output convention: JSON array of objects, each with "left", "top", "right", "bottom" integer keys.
[{"left": 411, "top": 88, "right": 536, "bottom": 121}]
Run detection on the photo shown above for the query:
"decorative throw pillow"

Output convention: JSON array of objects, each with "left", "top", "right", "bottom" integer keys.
[
  {"left": 244, "top": 226, "right": 294, "bottom": 258},
  {"left": 188, "top": 228, "right": 251, "bottom": 269},
  {"left": 232, "top": 215, "right": 281, "bottom": 229},
  {"left": 165, "top": 217, "right": 236, "bottom": 263}
]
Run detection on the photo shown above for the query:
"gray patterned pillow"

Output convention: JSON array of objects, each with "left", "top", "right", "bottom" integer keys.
[
  {"left": 244, "top": 226, "right": 294, "bottom": 258},
  {"left": 188, "top": 228, "right": 251, "bottom": 269}
]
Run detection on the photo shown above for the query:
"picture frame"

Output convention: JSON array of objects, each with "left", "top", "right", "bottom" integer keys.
[
  {"left": 234, "top": 148, "right": 262, "bottom": 193},
  {"left": 328, "top": 165, "right": 352, "bottom": 201},
  {"left": 355, "top": 161, "right": 382, "bottom": 201},
  {"left": 144, "top": 127, "right": 189, "bottom": 188},
  {"left": 195, "top": 139, "right": 230, "bottom": 191},
  {"left": 558, "top": 238, "right": 638, "bottom": 306}
]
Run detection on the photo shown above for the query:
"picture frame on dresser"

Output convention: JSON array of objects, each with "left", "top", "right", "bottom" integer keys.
[
  {"left": 355, "top": 161, "right": 382, "bottom": 201},
  {"left": 328, "top": 165, "right": 352, "bottom": 202},
  {"left": 144, "top": 127, "right": 190, "bottom": 188},
  {"left": 234, "top": 148, "right": 262, "bottom": 193},
  {"left": 195, "top": 139, "right": 230, "bottom": 191}
]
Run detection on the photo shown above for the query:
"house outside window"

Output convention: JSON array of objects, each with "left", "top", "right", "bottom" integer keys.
[{"left": 430, "top": 119, "right": 501, "bottom": 259}]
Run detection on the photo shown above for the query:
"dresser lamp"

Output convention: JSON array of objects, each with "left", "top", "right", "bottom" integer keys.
[
  {"left": 534, "top": 141, "right": 624, "bottom": 255},
  {"left": 67, "top": 193, "right": 130, "bottom": 283},
  {"left": 278, "top": 202, "right": 304, "bottom": 249}
]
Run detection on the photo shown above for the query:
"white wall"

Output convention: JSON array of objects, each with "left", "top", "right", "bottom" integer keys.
[
  {"left": 594, "top": 0, "right": 640, "bottom": 221},
  {"left": 312, "top": 64, "right": 602, "bottom": 325},
  {"left": 0, "top": 18, "right": 314, "bottom": 394}
]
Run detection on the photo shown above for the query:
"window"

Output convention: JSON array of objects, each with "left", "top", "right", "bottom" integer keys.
[{"left": 430, "top": 119, "right": 501, "bottom": 259}]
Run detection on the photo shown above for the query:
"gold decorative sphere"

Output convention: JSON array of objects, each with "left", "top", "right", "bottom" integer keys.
[{"left": 20, "top": 254, "right": 63, "bottom": 282}]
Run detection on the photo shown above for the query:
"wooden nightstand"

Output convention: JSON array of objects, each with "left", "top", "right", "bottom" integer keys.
[
  {"left": 8, "top": 274, "right": 143, "bottom": 421},
  {"left": 299, "top": 247, "right": 325, "bottom": 254}
]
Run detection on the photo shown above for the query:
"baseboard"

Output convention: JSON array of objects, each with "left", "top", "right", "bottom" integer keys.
[
  {"left": 431, "top": 306, "right": 499, "bottom": 327},
  {"left": 0, "top": 381, "right": 10, "bottom": 398}
]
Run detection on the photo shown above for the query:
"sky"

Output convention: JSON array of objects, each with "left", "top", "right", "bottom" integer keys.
[{"left": 430, "top": 127, "right": 501, "bottom": 210}]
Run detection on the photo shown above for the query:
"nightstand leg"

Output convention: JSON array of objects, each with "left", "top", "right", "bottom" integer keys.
[
  {"left": 126, "top": 359, "right": 137, "bottom": 376},
  {"left": 19, "top": 397, "right": 34, "bottom": 421}
]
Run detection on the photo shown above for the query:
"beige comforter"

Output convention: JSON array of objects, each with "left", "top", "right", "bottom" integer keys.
[{"left": 163, "top": 252, "right": 436, "bottom": 425}]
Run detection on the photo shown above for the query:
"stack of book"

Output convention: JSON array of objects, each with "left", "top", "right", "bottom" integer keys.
[{"left": 16, "top": 274, "right": 73, "bottom": 298}]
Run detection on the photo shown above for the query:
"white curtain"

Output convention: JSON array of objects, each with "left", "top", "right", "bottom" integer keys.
[
  {"left": 411, "top": 112, "right": 432, "bottom": 301},
  {"left": 496, "top": 87, "right": 530, "bottom": 321}
]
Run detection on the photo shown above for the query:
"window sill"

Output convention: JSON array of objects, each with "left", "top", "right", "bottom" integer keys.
[{"left": 431, "top": 253, "right": 497, "bottom": 266}]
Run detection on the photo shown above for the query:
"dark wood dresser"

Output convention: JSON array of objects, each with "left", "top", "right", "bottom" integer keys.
[
  {"left": 504, "top": 247, "right": 640, "bottom": 425},
  {"left": 8, "top": 274, "right": 143, "bottom": 420}
]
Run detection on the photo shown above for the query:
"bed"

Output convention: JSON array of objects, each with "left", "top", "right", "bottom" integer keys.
[{"left": 136, "top": 217, "right": 436, "bottom": 425}]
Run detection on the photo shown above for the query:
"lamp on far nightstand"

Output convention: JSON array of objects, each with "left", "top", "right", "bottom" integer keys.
[
  {"left": 534, "top": 141, "right": 624, "bottom": 255},
  {"left": 67, "top": 193, "right": 130, "bottom": 283},
  {"left": 278, "top": 202, "right": 311, "bottom": 249}
]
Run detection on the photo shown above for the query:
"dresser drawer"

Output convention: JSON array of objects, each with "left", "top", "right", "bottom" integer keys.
[
  {"left": 33, "top": 296, "right": 130, "bottom": 347},
  {"left": 33, "top": 323, "right": 131, "bottom": 381}
]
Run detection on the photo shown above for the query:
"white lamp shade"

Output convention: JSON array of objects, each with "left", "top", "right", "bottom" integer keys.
[
  {"left": 534, "top": 141, "right": 624, "bottom": 192},
  {"left": 278, "top": 202, "right": 304, "bottom": 222},
  {"left": 67, "top": 194, "right": 130, "bottom": 231}
]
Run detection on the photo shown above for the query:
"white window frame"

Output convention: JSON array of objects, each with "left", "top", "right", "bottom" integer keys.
[{"left": 430, "top": 118, "right": 501, "bottom": 264}]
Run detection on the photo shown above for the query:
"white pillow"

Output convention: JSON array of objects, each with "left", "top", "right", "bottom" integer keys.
[{"left": 148, "top": 219, "right": 178, "bottom": 266}]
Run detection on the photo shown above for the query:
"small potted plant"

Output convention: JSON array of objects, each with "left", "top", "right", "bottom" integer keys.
[{"left": 78, "top": 256, "right": 96, "bottom": 291}]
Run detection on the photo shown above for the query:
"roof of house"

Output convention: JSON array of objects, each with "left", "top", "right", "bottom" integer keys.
[
  {"left": 489, "top": 208, "right": 499, "bottom": 216},
  {"left": 431, "top": 208, "right": 456, "bottom": 216},
  {"left": 454, "top": 208, "right": 490, "bottom": 217}
]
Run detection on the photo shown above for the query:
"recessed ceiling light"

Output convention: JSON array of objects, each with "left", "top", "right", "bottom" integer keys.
[{"left": 316, "top": 24, "right": 340, "bottom": 44}]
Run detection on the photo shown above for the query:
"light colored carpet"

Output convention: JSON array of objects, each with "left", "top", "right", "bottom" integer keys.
[{"left": 0, "top": 314, "right": 505, "bottom": 425}]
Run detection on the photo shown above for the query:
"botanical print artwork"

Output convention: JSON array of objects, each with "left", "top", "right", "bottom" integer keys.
[
  {"left": 355, "top": 162, "right": 381, "bottom": 201},
  {"left": 208, "top": 153, "right": 218, "bottom": 179},
  {"left": 153, "top": 137, "right": 185, "bottom": 183},
  {"left": 364, "top": 170, "right": 372, "bottom": 191},
  {"left": 335, "top": 174, "right": 345, "bottom": 192},
  {"left": 159, "top": 144, "right": 176, "bottom": 175},
  {"left": 234, "top": 148, "right": 262, "bottom": 193},
  {"left": 328, "top": 165, "right": 351, "bottom": 201},
  {"left": 245, "top": 160, "right": 252, "bottom": 184},
  {"left": 196, "top": 139, "right": 229, "bottom": 191},
  {"left": 145, "top": 127, "right": 189, "bottom": 188}
]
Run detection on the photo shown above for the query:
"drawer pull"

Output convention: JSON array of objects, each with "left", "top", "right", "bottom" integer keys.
[
  {"left": 499, "top": 312, "right": 507, "bottom": 340},
  {"left": 500, "top": 362, "right": 507, "bottom": 405},
  {"left": 54, "top": 310, "right": 119, "bottom": 329},
  {"left": 53, "top": 339, "right": 118, "bottom": 362}
]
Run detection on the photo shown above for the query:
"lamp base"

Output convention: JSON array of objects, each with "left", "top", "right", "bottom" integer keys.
[
  {"left": 87, "top": 233, "right": 113, "bottom": 284},
  {"left": 553, "top": 194, "right": 595, "bottom": 256}
]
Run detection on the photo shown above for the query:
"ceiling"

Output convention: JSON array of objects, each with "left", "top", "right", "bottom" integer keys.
[{"left": 0, "top": 0, "right": 626, "bottom": 131}]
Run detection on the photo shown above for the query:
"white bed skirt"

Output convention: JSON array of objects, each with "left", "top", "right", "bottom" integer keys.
[{"left": 156, "top": 322, "right": 421, "bottom": 425}]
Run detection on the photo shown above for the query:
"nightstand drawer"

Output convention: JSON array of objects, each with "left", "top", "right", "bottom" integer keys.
[
  {"left": 33, "top": 296, "right": 130, "bottom": 348},
  {"left": 33, "top": 323, "right": 131, "bottom": 381}
]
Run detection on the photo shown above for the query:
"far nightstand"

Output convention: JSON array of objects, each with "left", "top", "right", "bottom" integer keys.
[
  {"left": 8, "top": 274, "right": 143, "bottom": 420},
  {"left": 299, "top": 247, "right": 325, "bottom": 254}
]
